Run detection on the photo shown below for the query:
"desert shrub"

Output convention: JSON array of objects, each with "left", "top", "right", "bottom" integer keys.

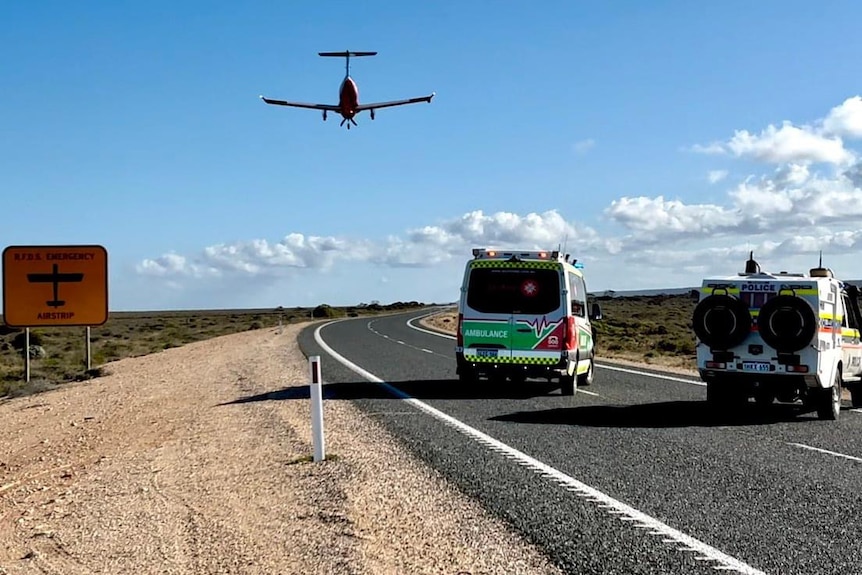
[
  {"left": 248, "top": 321, "right": 264, "bottom": 330},
  {"left": 657, "top": 339, "right": 678, "bottom": 352},
  {"left": 0, "top": 325, "right": 19, "bottom": 336},
  {"left": 312, "top": 305, "right": 343, "bottom": 318},
  {"left": 12, "top": 331, "right": 43, "bottom": 349}
]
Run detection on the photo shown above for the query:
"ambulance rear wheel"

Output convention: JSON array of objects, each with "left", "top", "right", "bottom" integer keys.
[
  {"left": 577, "top": 356, "right": 594, "bottom": 387},
  {"left": 560, "top": 372, "right": 577, "bottom": 396}
]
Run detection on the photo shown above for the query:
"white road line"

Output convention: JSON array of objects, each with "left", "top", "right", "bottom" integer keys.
[
  {"left": 578, "top": 389, "right": 601, "bottom": 397},
  {"left": 787, "top": 443, "right": 862, "bottom": 463},
  {"left": 406, "top": 314, "right": 456, "bottom": 339},
  {"left": 405, "top": 314, "right": 707, "bottom": 387},
  {"left": 421, "top": 348, "right": 433, "bottom": 354},
  {"left": 314, "top": 321, "right": 767, "bottom": 575},
  {"left": 596, "top": 363, "right": 706, "bottom": 387}
]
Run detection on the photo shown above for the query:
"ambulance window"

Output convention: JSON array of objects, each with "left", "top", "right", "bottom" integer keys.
[
  {"left": 466, "top": 268, "right": 561, "bottom": 314},
  {"left": 569, "top": 272, "right": 587, "bottom": 317},
  {"left": 843, "top": 295, "right": 859, "bottom": 329}
]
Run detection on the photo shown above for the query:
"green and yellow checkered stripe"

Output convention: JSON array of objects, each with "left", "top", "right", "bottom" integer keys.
[
  {"left": 470, "top": 260, "right": 560, "bottom": 269},
  {"left": 465, "top": 355, "right": 559, "bottom": 365}
]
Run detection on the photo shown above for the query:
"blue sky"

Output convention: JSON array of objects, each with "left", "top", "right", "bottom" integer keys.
[{"left": 4, "top": 1, "right": 862, "bottom": 310}]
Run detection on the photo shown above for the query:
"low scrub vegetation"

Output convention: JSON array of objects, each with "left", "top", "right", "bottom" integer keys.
[{"left": 0, "top": 301, "right": 428, "bottom": 397}]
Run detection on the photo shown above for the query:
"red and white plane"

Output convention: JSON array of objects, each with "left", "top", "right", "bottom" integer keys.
[{"left": 260, "top": 51, "right": 435, "bottom": 129}]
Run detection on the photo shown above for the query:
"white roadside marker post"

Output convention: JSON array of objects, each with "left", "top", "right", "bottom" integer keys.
[{"left": 309, "top": 355, "right": 325, "bottom": 462}]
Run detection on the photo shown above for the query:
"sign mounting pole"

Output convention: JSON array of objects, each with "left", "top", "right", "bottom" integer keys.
[{"left": 25, "top": 328, "right": 30, "bottom": 383}]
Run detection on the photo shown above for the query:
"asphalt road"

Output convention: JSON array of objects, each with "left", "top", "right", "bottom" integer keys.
[{"left": 297, "top": 309, "right": 862, "bottom": 575}]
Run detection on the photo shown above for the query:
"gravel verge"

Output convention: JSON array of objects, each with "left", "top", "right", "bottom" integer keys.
[{"left": 0, "top": 323, "right": 562, "bottom": 575}]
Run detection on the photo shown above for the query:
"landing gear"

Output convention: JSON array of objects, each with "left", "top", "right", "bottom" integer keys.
[
  {"left": 370, "top": 108, "right": 375, "bottom": 120},
  {"left": 322, "top": 110, "right": 327, "bottom": 121}
]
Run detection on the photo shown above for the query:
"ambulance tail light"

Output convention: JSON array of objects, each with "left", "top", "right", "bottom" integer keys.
[
  {"left": 456, "top": 313, "right": 464, "bottom": 347},
  {"left": 563, "top": 316, "right": 576, "bottom": 350},
  {"left": 786, "top": 365, "right": 809, "bottom": 373},
  {"left": 705, "top": 361, "right": 726, "bottom": 369}
]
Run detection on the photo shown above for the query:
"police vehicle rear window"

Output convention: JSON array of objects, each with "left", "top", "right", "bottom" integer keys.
[{"left": 466, "top": 268, "right": 561, "bottom": 314}]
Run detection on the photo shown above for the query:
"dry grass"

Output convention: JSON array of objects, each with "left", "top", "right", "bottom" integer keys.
[{"left": 0, "top": 302, "right": 429, "bottom": 397}]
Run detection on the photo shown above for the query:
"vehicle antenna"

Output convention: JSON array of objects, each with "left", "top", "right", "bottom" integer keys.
[{"left": 819, "top": 250, "right": 823, "bottom": 268}]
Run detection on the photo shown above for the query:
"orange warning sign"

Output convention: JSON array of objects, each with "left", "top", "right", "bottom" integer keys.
[{"left": 2, "top": 245, "right": 109, "bottom": 327}]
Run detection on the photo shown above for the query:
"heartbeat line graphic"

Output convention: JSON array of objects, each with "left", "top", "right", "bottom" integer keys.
[{"left": 518, "top": 317, "right": 561, "bottom": 339}]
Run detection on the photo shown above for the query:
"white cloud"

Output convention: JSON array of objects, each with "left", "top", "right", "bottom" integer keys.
[
  {"left": 707, "top": 169, "right": 728, "bottom": 184},
  {"left": 573, "top": 139, "right": 595, "bottom": 154},
  {"left": 726, "top": 122, "right": 852, "bottom": 165},
  {"left": 693, "top": 99, "right": 862, "bottom": 166},
  {"left": 137, "top": 210, "right": 609, "bottom": 279},
  {"left": 605, "top": 196, "right": 738, "bottom": 235},
  {"left": 823, "top": 96, "right": 862, "bottom": 138}
]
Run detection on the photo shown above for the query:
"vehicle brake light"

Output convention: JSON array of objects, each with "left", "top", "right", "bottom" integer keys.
[
  {"left": 457, "top": 313, "right": 464, "bottom": 347},
  {"left": 786, "top": 365, "right": 809, "bottom": 373},
  {"left": 705, "top": 361, "right": 726, "bottom": 369},
  {"left": 563, "top": 316, "right": 576, "bottom": 350}
]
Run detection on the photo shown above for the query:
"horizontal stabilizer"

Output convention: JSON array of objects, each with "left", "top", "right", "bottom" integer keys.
[{"left": 318, "top": 51, "right": 377, "bottom": 57}]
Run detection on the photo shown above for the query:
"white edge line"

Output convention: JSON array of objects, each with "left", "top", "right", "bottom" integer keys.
[
  {"left": 787, "top": 442, "right": 862, "bottom": 463},
  {"left": 405, "top": 313, "right": 705, "bottom": 387},
  {"left": 313, "top": 320, "right": 767, "bottom": 575}
]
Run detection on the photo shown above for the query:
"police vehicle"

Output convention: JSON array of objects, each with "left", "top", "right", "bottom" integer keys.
[{"left": 692, "top": 253, "right": 862, "bottom": 419}]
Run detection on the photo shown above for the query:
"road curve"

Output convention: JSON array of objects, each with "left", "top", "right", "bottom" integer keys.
[{"left": 298, "top": 309, "right": 862, "bottom": 575}]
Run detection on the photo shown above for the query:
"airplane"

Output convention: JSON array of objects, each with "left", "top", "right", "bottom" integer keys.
[{"left": 259, "top": 50, "right": 435, "bottom": 129}]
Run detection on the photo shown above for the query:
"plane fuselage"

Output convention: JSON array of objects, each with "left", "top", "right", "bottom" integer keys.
[{"left": 338, "top": 77, "right": 359, "bottom": 119}]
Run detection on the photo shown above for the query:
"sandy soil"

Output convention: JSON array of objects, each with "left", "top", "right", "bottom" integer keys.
[{"left": 0, "top": 323, "right": 563, "bottom": 575}]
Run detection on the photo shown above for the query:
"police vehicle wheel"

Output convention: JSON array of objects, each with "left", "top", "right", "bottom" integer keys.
[
  {"left": 560, "top": 372, "right": 577, "bottom": 396},
  {"left": 756, "top": 295, "right": 817, "bottom": 353},
  {"left": 692, "top": 295, "right": 751, "bottom": 350},
  {"left": 577, "top": 356, "right": 594, "bottom": 387},
  {"left": 816, "top": 372, "right": 842, "bottom": 421}
]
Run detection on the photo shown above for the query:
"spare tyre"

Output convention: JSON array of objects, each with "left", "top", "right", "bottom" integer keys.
[
  {"left": 692, "top": 294, "right": 751, "bottom": 349},
  {"left": 757, "top": 295, "right": 817, "bottom": 352}
]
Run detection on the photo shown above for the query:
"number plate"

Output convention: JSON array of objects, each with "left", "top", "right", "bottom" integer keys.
[
  {"left": 476, "top": 349, "right": 498, "bottom": 358},
  {"left": 742, "top": 361, "right": 771, "bottom": 372}
]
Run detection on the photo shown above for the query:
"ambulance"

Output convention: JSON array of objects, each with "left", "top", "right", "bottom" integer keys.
[
  {"left": 455, "top": 248, "right": 602, "bottom": 395},
  {"left": 693, "top": 253, "right": 862, "bottom": 419}
]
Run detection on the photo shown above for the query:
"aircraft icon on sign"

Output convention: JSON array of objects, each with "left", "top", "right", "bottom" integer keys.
[{"left": 27, "top": 264, "right": 84, "bottom": 307}]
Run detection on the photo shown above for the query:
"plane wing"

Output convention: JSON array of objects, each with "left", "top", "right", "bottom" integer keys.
[
  {"left": 355, "top": 92, "right": 436, "bottom": 112},
  {"left": 259, "top": 95, "right": 340, "bottom": 111}
]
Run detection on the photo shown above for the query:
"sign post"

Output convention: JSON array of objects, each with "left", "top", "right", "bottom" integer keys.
[
  {"left": 86, "top": 326, "right": 92, "bottom": 371},
  {"left": 24, "top": 328, "right": 30, "bottom": 383}
]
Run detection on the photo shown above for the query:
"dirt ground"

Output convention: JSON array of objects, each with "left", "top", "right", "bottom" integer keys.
[{"left": 0, "top": 323, "right": 563, "bottom": 575}]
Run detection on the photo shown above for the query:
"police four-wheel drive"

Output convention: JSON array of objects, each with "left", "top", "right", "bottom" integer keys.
[
  {"left": 693, "top": 253, "right": 862, "bottom": 420},
  {"left": 455, "top": 248, "right": 602, "bottom": 396}
]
